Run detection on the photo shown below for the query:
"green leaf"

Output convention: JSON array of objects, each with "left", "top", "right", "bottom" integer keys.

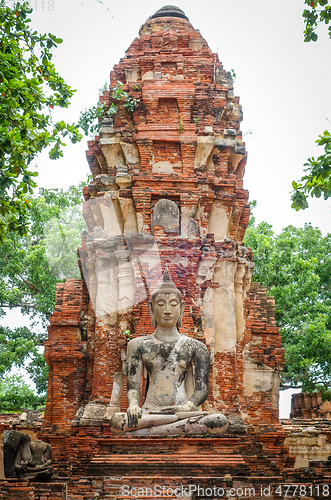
[
  {"left": 292, "top": 129, "right": 331, "bottom": 209},
  {"left": 244, "top": 218, "right": 331, "bottom": 396},
  {"left": 0, "top": 1, "right": 83, "bottom": 237}
]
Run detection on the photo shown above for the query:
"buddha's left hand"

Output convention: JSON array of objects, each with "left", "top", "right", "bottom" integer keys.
[{"left": 160, "top": 401, "right": 196, "bottom": 414}]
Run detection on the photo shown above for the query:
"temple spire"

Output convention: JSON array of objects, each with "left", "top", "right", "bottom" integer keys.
[{"left": 151, "top": 5, "right": 189, "bottom": 20}]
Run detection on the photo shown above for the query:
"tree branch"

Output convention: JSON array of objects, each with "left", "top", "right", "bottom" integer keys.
[
  {"left": 280, "top": 384, "right": 302, "bottom": 390},
  {"left": 3, "top": 254, "right": 40, "bottom": 294},
  {"left": 16, "top": 273, "right": 40, "bottom": 294},
  {"left": 0, "top": 304, "right": 37, "bottom": 309}
]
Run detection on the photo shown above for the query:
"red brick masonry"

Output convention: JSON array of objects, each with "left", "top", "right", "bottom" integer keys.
[{"left": 3, "top": 6, "right": 326, "bottom": 499}]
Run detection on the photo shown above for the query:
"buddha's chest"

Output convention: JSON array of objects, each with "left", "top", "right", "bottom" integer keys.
[{"left": 141, "top": 342, "right": 192, "bottom": 376}]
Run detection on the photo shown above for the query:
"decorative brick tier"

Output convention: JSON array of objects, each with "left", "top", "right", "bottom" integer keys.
[
  {"left": 2, "top": 472, "right": 331, "bottom": 499},
  {"left": 0, "top": 479, "right": 66, "bottom": 499}
]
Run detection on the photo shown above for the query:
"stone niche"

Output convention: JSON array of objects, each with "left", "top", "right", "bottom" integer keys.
[{"left": 151, "top": 198, "right": 180, "bottom": 234}]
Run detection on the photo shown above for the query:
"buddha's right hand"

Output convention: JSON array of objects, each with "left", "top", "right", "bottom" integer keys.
[{"left": 127, "top": 403, "right": 142, "bottom": 428}]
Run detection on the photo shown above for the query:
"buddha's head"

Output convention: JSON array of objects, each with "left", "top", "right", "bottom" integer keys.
[{"left": 149, "top": 266, "right": 185, "bottom": 328}]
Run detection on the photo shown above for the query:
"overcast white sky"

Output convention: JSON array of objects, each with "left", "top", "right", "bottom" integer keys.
[{"left": 4, "top": 0, "right": 331, "bottom": 416}]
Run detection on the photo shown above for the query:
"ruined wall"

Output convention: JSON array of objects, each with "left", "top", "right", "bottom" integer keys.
[
  {"left": 44, "top": 4, "right": 283, "bottom": 430},
  {"left": 38, "top": 5, "right": 289, "bottom": 484},
  {"left": 283, "top": 418, "right": 331, "bottom": 468},
  {"left": 43, "top": 279, "right": 89, "bottom": 431},
  {"left": 291, "top": 392, "right": 331, "bottom": 419},
  {"left": 243, "top": 283, "right": 283, "bottom": 425}
]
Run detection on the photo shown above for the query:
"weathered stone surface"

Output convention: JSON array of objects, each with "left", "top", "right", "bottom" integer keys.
[
  {"left": 3, "top": 430, "right": 53, "bottom": 481},
  {"left": 107, "top": 268, "right": 229, "bottom": 436},
  {"left": 152, "top": 198, "right": 179, "bottom": 233}
]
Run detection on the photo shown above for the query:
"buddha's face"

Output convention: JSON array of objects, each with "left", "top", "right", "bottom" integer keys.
[{"left": 152, "top": 292, "right": 182, "bottom": 329}]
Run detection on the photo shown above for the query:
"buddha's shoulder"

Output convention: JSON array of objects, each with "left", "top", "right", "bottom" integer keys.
[
  {"left": 181, "top": 336, "right": 209, "bottom": 355},
  {"left": 127, "top": 334, "right": 154, "bottom": 349}
]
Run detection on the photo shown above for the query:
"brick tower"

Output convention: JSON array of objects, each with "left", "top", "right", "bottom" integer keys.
[{"left": 40, "top": 5, "right": 295, "bottom": 495}]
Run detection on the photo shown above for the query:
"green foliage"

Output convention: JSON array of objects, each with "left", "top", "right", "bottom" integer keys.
[
  {"left": 293, "top": 3, "right": 331, "bottom": 209},
  {"left": 112, "top": 80, "right": 140, "bottom": 110},
  {"left": 303, "top": 0, "right": 331, "bottom": 42},
  {"left": 244, "top": 218, "right": 331, "bottom": 396},
  {"left": 178, "top": 116, "right": 184, "bottom": 134},
  {"left": 78, "top": 101, "right": 117, "bottom": 137},
  {"left": 0, "top": 374, "right": 44, "bottom": 411},
  {"left": 123, "top": 329, "right": 132, "bottom": 341},
  {"left": 78, "top": 81, "right": 140, "bottom": 137},
  {"left": 0, "top": 0, "right": 82, "bottom": 237},
  {"left": 292, "top": 130, "right": 331, "bottom": 210},
  {"left": 0, "top": 183, "right": 85, "bottom": 403},
  {"left": 0, "top": 325, "right": 42, "bottom": 375},
  {"left": 26, "top": 351, "right": 49, "bottom": 396},
  {"left": 0, "top": 325, "right": 46, "bottom": 396},
  {"left": 0, "top": 183, "right": 85, "bottom": 320},
  {"left": 44, "top": 204, "right": 86, "bottom": 281}
]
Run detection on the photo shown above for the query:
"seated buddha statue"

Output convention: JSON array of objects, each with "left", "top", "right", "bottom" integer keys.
[
  {"left": 3, "top": 427, "right": 53, "bottom": 481},
  {"left": 110, "top": 267, "right": 228, "bottom": 436}
]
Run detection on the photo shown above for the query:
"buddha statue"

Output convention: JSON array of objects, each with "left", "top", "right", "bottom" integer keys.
[
  {"left": 110, "top": 267, "right": 228, "bottom": 436},
  {"left": 3, "top": 427, "right": 53, "bottom": 481}
]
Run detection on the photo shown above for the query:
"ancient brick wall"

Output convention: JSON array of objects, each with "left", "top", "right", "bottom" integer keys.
[
  {"left": 283, "top": 418, "right": 331, "bottom": 468},
  {"left": 0, "top": 479, "right": 66, "bottom": 499},
  {"left": 290, "top": 392, "right": 331, "bottom": 419},
  {"left": 43, "top": 279, "right": 89, "bottom": 431},
  {"left": 35, "top": 5, "right": 298, "bottom": 492}
]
